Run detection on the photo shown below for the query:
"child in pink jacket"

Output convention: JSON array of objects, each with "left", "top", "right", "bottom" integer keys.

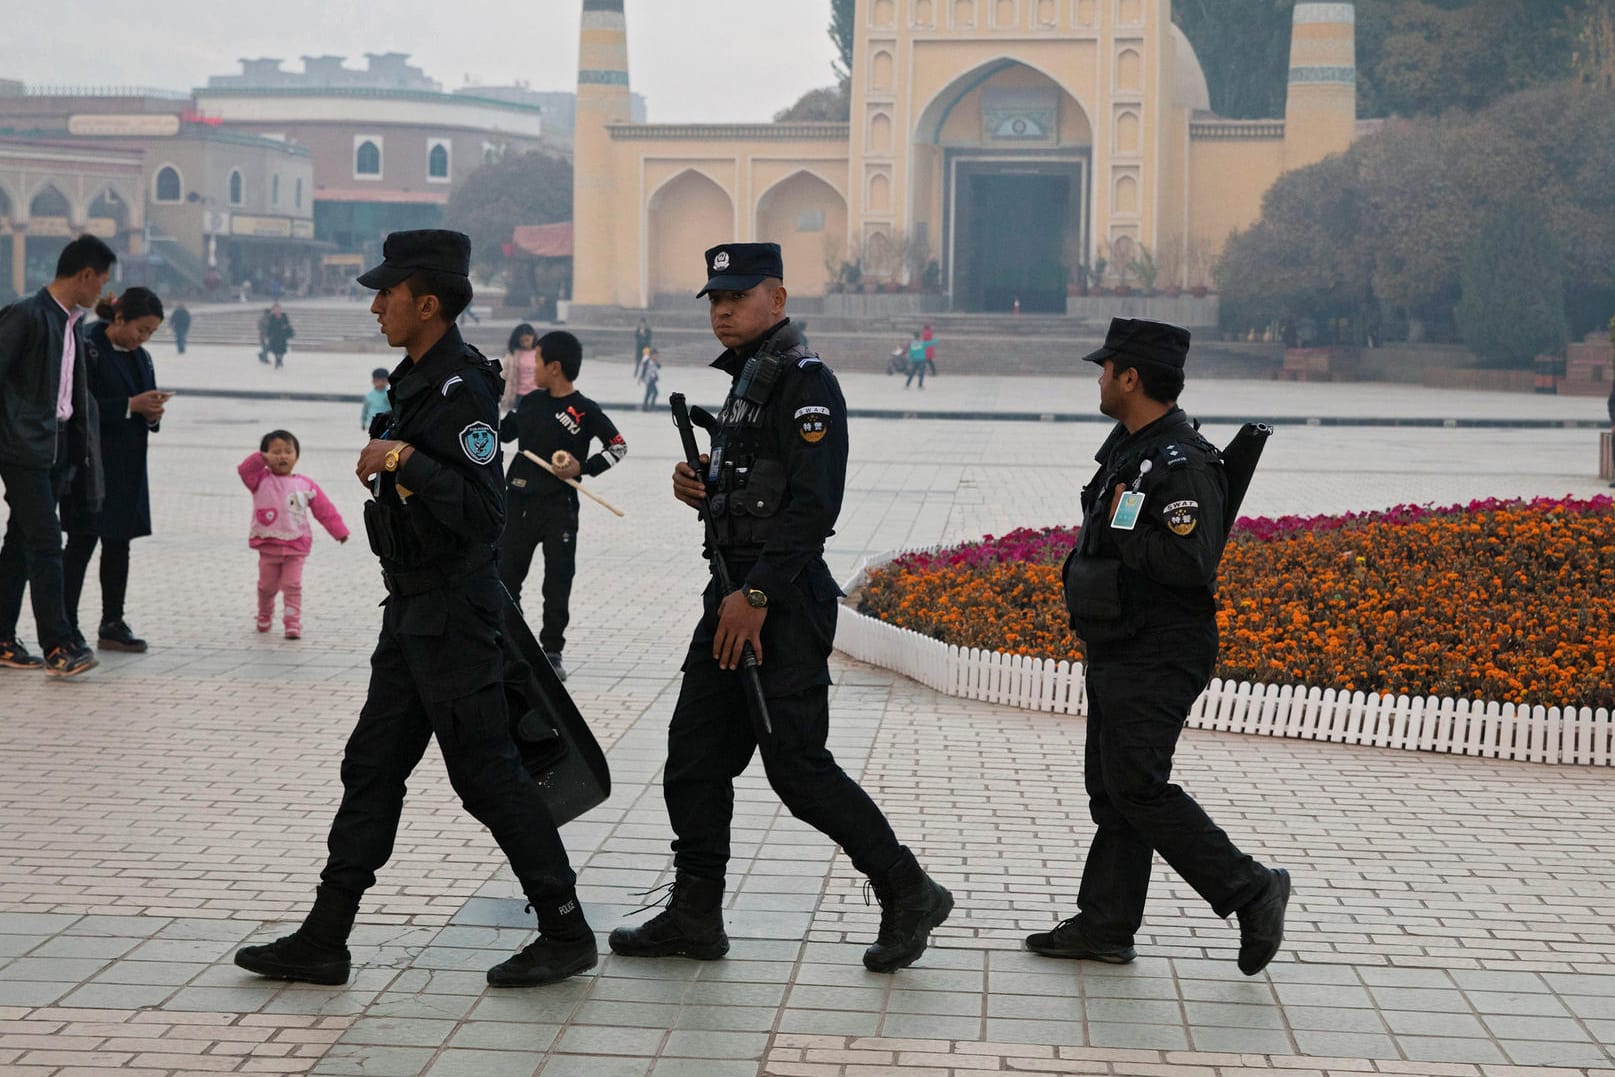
[{"left": 238, "top": 429, "right": 349, "bottom": 638}]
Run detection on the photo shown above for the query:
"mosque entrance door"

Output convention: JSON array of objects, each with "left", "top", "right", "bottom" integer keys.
[{"left": 950, "top": 159, "right": 1085, "bottom": 314}]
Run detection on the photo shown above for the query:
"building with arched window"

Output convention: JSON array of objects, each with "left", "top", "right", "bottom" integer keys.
[
  {"left": 193, "top": 54, "right": 554, "bottom": 262},
  {"left": 572, "top": 0, "right": 1362, "bottom": 317}
]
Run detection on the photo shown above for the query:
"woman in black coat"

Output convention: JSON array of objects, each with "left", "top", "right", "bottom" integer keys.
[{"left": 62, "top": 288, "right": 168, "bottom": 652}]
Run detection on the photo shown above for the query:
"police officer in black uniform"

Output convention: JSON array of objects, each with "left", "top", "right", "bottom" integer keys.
[
  {"left": 1027, "top": 318, "right": 1290, "bottom": 976},
  {"left": 235, "top": 231, "right": 595, "bottom": 989},
  {"left": 608, "top": 243, "right": 952, "bottom": 973}
]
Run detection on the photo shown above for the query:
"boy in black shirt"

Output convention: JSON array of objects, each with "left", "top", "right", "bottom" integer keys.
[{"left": 498, "top": 331, "right": 626, "bottom": 680}]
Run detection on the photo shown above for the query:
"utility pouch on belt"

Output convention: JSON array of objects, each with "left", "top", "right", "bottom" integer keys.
[
  {"left": 1063, "top": 552, "right": 1124, "bottom": 624},
  {"left": 363, "top": 499, "right": 400, "bottom": 560}
]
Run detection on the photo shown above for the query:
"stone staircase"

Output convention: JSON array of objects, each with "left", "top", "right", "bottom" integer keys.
[{"left": 152, "top": 300, "right": 1282, "bottom": 379}]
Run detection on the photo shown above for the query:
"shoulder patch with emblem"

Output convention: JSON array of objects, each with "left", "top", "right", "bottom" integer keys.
[
  {"left": 459, "top": 421, "right": 498, "bottom": 465},
  {"left": 1163, "top": 499, "right": 1200, "bottom": 536},
  {"left": 795, "top": 404, "right": 831, "bottom": 444}
]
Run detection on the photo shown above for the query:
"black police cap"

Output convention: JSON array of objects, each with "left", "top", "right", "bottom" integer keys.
[
  {"left": 1081, "top": 317, "right": 1191, "bottom": 370},
  {"left": 697, "top": 242, "right": 784, "bottom": 297},
  {"left": 357, "top": 229, "right": 471, "bottom": 290}
]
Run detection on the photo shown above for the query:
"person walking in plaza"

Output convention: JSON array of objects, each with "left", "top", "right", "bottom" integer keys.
[
  {"left": 633, "top": 317, "right": 652, "bottom": 377},
  {"left": 263, "top": 304, "right": 294, "bottom": 368},
  {"left": 169, "top": 303, "right": 191, "bottom": 355},
  {"left": 61, "top": 288, "right": 169, "bottom": 653},
  {"left": 922, "top": 323, "right": 938, "bottom": 377},
  {"left": 609, "top": 242, "right": 952, "bottom": 974},
  {"left": 497, "top": 330, "right": 626, "bottom": 683},
  {"left": 499, "top": 322, "right": 540, "bottom": 414},
  {"left": 237, "top": 429, "right": 349, "bottom": 638},
  {"left": 360, "top": 368, "right": 390, "bottom": 432},
  {"left": 0, "top": 234, "right": 114, "bottom": 678},
  {"left": 903, "top": 329, "right": 927, "bottom": 388},
  {"left": 640, "top": 347, "right": 661, "bottom": 411},
  {"left": 234, "top": 230, "right": 597, "bottom": 989},
  {"left": 1031, "top": 317, "right": 1290, "bottom": 975}
]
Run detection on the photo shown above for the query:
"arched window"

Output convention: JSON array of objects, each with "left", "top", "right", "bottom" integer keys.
[
  {"left": 271, "top": 174, "right": 280, "bottom": 205},
  {"left": 228, "top": 169, "right": 243, "bottom": 205},
  {"left": 355, "top": 139, "right": 382, "bottom": 177},
  {"left": 427, "top": 141, "right": 450, "bottom": 181},
  {"left": 154, "top": 165, "right": 182, "bottom": 203}
]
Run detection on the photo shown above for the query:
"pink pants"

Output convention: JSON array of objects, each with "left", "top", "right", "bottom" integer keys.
[{"left": 257, "top": 550, "right": 306, "bottom": 634}]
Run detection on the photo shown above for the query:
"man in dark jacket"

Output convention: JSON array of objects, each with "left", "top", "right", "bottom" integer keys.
[
  {"left": 0, "top": 235, "right": 114, "bottom": 677},
  {"left": 234, "top": 230, "right": 594, "bottom": 990},
  {"left": 1030, "top": 318, "right": 1289, "bottom": 975},
  {"left": 609, "top": 243, "right": 952, "bottom": 975}
]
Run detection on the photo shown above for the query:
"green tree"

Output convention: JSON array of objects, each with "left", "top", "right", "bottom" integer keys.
[
  {"left": 1172, "top": 0, "right": 1295, "bottom": 118},
  {"left": 774, "top": 80, "right": 851, "bottom": 122},
  {"left": 1213, "top": 83, "right": 1615, "bottom": 343},
  {"left": 1216, "top": 153, "right": 1375, "bottom": 333},
  {"left": 442, "top": 151, "right": 572, "bottom": 277},
  {"left": 1172, "top": 0, "right": 1596, "bottom": 121},
  {"left": 829, "top": 0, "right": 856, "bottom": 82},
  {"left": 1455, "top": 197, "right": 1569, "bottom": 368}
]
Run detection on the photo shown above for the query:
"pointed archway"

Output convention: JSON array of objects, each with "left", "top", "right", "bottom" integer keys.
[
  {"left": 647, "top": 170, "right": 735, "bottom": 303},
  {"left": 912, "top": 59, "right": 1092, "bottom": 312},
  {"left": 754, "top": 171, "right": 848, "bottom": 298}
]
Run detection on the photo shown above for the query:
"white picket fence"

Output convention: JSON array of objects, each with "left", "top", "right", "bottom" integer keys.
[{"left": 835, "top": 563, "right": 1613, "bottom": 768}]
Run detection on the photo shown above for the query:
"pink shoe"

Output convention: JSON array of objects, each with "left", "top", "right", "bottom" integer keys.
[
  {"left": 284, "top": 628, "right": 301, "bottom": 640},
  {"left": 256, "top": 619, "right": 272, "bottom": 633}
]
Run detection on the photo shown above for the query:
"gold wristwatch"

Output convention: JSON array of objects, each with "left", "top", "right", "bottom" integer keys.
[
  {"left": 384, "top": 444, "right": 407, "bottom": 472},
  {"left": 745, "top": 587, "right": 769, "bottom": 609}
]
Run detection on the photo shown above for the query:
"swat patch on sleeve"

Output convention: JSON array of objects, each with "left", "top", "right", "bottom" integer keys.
[
  {"left": 1163, "top": 499, "right": 1200, "bottom": 536},
  {"left": 459, "top": 421, "right": 498, "bottom": 465},
  {"left": 795, "top": 404, "right": 831, "bottom": 444}
]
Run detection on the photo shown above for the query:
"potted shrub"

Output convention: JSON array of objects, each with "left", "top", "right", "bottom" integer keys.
[{"left": 1190, "top": 284, "right": 1209, "bottom": 298}]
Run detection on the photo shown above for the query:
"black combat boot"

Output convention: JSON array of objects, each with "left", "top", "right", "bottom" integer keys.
[
  {"left": 234, "top": 885, "right": 357, "bottom": 985},
  {"left": 487, "top": 890, "right": 598, "bottom": 987},
  {"left": 862, "top": 847, "right": 954, "bottom": 973},
  {"left": 1235, "top": 866, "right": 1291, "bottom": 976},
  {"left": 1024, "top": 916, "right": 1137, "bottom": 964},
  {"left": 607, "top": 873, "right": 729, "bottom": 960}
]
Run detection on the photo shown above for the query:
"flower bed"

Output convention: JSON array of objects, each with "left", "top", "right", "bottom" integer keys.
[{"left": 855, "top": 496, "right": 1615, "bottom": 710}]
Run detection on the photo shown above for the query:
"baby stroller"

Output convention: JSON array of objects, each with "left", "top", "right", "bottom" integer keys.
[{"left": 885, "top": 345, "right": 908, "bottom": 375}]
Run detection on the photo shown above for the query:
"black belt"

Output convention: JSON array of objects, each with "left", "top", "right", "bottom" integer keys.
[{"left": 380, "top": 554, "right": 492, "bottom": 597}]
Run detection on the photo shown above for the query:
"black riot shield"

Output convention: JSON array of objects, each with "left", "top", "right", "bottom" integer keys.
[
  {"left": 1221, "top": 422, "right": 1274, "bottom": 537},
  {"left": 500, "top": 604, "right": 610, "bottom": 826}
]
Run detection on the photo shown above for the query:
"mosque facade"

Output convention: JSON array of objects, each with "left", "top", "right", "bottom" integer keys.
[{"left": 571, "top": 0, "right": 1358, "bottom": 314}]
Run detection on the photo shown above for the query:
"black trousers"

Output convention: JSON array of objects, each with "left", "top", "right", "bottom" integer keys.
[
  {"left": 0, "top": 457, "right": 74, "bottom": 650},
  {"left": 321, "top": 571, "right": 576, "bottom": 903},
  {"left": 1076, "top": 621, "right": 1268, "bottom": 945},
  {"left": 63, "top": 532, "right": 131, "bottom": 628},
  {"left": 497, "top": 494, "right": 578, "bottom": 655},
  {"left": 663, "top": 572, "right": 902, "bottom": 881}
]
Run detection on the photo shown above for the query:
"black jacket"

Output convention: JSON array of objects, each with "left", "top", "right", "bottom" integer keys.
[
  {"left": 1065, "top": 407, "right": 1227, "bottom": 644},
  {"left": 499, "top": 389, "right": 626, "bottom": 500},
  {"left": 0, "top": 288, "right": 103, "bottom": 510},
  {"left": 370, "top": 326, "right": 505, "bottom": 575},
  {"left": 706, "top": 318, "right": 846, "bottom": 602},
  {"left": 62, "top": 322, "right": 158, "bottom": 540}
]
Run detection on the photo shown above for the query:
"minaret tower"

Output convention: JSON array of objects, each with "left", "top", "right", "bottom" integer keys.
[
  {"left": 572, "top": 0, "right": 632, "bottom": 308},
  {"left": 1283, "top": 2, "right": 1358, "bottom": 170}
]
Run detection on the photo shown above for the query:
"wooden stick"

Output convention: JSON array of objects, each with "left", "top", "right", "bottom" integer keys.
[{"left": 521, "top": 449, "right": 626, "bottom": 517}]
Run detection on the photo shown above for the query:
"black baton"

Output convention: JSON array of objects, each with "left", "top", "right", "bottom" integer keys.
[{"left": 670, "top": 393, "right": 773, "bottom": 735}]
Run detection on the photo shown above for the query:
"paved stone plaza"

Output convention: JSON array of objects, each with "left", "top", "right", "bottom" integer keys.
[{"left": 1, "top": 341, "right": 1612, "bottom": 1076}]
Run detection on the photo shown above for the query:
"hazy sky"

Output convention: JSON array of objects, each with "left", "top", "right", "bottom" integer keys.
[{"left": 4, "top": 1, "right": 840, "bottom": 124}]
